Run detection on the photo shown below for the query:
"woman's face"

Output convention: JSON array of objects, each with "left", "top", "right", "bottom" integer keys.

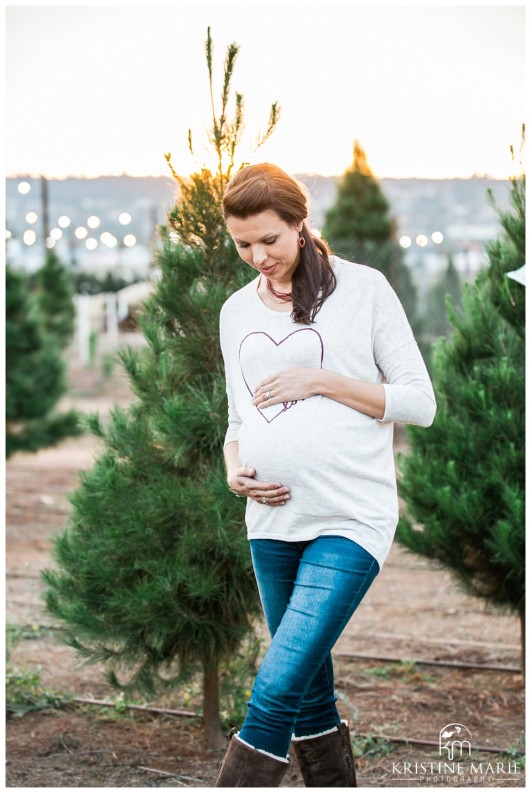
[{"left": 226, "top": 209, "right": 303, "bottom": 285}]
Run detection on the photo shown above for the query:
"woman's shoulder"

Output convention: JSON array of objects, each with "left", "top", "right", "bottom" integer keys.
[{"left": 332, "top": 256, "right": 390, "bottom": 289}]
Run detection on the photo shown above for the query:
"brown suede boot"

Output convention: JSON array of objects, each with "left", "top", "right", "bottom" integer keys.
[
  {"left": 215, "top": 730, "right": 290, "bottom": 787},
  {"left": 292, "top": 721, "right": 357, "bottom": 787}
]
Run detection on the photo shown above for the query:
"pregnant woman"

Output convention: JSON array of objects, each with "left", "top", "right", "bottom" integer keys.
[{"left": 216, "top": 163, "right": 436, "bottom": 787}]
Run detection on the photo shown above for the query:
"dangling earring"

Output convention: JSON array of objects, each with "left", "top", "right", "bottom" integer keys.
[{"left": 298, "top": 233, "right": 305, "bottom": 249}]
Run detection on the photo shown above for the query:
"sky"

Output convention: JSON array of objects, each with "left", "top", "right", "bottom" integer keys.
[{"left": 4, "top": 1, "right": 527, "bottom": 180}]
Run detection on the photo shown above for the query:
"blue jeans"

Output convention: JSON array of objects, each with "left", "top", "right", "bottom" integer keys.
[{"left": 239, "top": 536, "right": 380, "bottom": 758}]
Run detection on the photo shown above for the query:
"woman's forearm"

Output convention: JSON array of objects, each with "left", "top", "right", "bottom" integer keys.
[
  {"left": 224, "top": 441, "right": 242, "bottom": 482},
  {"left": 315, "top": 370, "right": 386, "bottom": 420},
  {"left": 253, "top": 367, "right": 386, "bottom": 420}
]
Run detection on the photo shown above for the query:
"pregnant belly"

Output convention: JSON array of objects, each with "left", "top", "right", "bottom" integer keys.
[
  {"left": 239, "top": 426, "right": 310, "bottom": 485},
  {"left": 237, "top": 398, "right": 389, "bottom": 517},
  {"left": 237, "top": 394, "right": 324, "bottom": 482}
]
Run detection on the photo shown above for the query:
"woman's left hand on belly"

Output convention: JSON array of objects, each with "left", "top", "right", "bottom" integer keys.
[{"left": 252, "top": 367, "right": 321, "bottom": 408}]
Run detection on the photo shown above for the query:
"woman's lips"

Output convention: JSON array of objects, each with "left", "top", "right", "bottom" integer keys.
[{"left": 260, "top": 264, "right": 278, "bottom": 275}]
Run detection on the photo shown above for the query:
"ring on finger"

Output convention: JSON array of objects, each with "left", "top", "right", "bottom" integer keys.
[
  {"left": 262, "top": 496, "right": 268, "bottom": 504},
  {"left": 265, "top": 390, "right": 272, "bottom": 401}
]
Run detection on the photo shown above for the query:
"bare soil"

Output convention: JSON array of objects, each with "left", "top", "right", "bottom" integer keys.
[{"left": 5, "top": 337, "right": 525, "bottom": 787}]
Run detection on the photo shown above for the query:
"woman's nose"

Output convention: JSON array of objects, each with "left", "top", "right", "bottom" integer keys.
[{"left": 252, "top": 245, "right": 267, "bottom": 266}]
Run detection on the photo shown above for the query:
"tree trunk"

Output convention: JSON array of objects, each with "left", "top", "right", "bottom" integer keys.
[
  {"left": 519, "top": 596, "right": 525, "bottom": 679},
  {"left": 203, "top": 661, "right": 226, "bottom": 750}
]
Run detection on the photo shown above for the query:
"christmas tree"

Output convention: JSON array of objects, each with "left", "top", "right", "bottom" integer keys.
[
  {"left": 423, "top": 254, "right": 462, "bottom": 341},
  {"left": 34, "top": 249, "right": 76, "bottom": 348},
  {"left": 42, "top": 28, "right": 280, "bottom": 749},
  {"left": 6, "top": 265, "right": 81, "bottom": 457},
  {"left": 322, "top": 141, "right": 419, "bottom": 331},
  {"left": 485, "top": 143, "right": 526, "bottom": 337},
  {"left": 396, "top": 152, "right": 525, "bottom": 671},
  {"left": 323, "top": 141, "right": 392, "bottom": 250}
]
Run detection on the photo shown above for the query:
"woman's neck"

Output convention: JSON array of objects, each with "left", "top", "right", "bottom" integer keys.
[{"left": 257, "top": 276, "right": 293, "bottom": 312}]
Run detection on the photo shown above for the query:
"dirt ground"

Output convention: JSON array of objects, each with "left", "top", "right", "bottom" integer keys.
[{"left": 5, "top": 337, "right": 525, "bottom": 788}]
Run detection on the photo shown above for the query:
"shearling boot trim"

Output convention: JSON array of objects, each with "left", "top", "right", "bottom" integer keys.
[
  {"left": 292, "top": 720, "right": 348, "bottom": 742},
  {"left": 235, "top": 734, "right": 289, "bottom": 763}
]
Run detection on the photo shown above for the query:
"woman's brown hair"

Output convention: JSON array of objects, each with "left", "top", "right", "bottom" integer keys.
[{"left": 222, "top": 163, "right": 336, "bottom": 324}]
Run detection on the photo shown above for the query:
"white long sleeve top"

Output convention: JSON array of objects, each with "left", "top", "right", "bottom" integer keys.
[{"left": 219, "top": 256, "right": 436, "bottom": 571}]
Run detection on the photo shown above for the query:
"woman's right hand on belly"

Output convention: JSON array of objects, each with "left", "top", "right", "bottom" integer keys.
[{"left": 228, "top": 466, "right": 291, "bottom": 507}]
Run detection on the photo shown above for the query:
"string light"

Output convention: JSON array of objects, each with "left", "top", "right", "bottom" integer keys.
[{"left": 23, "top": 229, "right": 37, "bottom": 245}]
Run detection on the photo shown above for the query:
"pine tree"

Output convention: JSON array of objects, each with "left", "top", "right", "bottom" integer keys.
[
  {"left": 42, "top": 28, "right": 280, "bottom": 749},
  {"left": 322, "top": 141, "right": 420, "bottom": 331},
  {"left": 6, "top": 265, "right": 81, "bottom": 457},
  {"left": 34, "top": 249, "right": 76, "bottom": 348},
  {"left": 423, "top": 254, "right": 462, "bottom": 340},
  {"left": 323, "top": 141, "right": 392, "bottom": 249},
  {"left": 395, "top": 160, "right": 525, "bottom": 671},
  {"left": 485, "top": 141, "right": 526, "bottom": 337}
]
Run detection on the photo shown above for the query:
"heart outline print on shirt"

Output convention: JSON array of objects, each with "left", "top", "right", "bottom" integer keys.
[{"left": 239, "top": 329, "right": 324, "bottom": 423}]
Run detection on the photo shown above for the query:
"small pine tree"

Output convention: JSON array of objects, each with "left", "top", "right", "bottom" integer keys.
[
  {"left": 34, "top": 249, "right": 76, "bottom": 348},
  {"left": 322, "top": 141, "right": 420, "bottom": 331},
  {"left": 485, "top": 138, "right": 526, "bottom": 337},
  {"left": 42, "top": 28, "right": 280, "bottom": 749},
  {"left": 396, "top": 160, "right": 525, "bottom": 671},
  {"left": 323, "top": 141, "right": 392, "bottom": 247},
  {"left": 6, "top": 266, "right": 81, "bottom": 457},
  {"left": 423, "top": 254, "right": 462, "bottom": 340}
]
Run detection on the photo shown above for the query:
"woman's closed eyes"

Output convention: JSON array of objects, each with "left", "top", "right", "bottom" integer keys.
[{"left": 237, "top": 237, "right": 278, "bottom": 249}]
